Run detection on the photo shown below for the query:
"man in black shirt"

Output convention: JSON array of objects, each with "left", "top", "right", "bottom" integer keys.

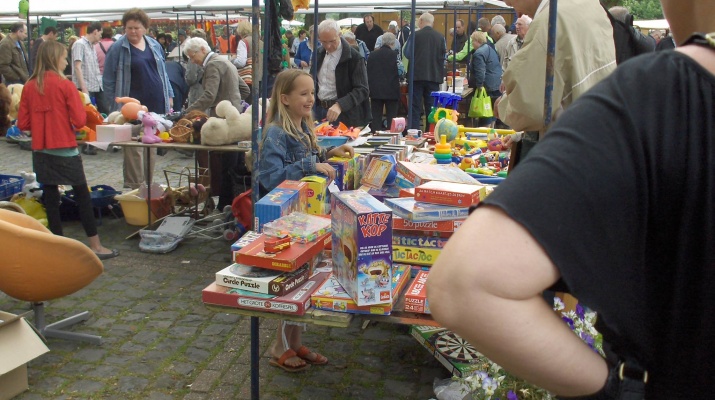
[
  {"left": 29, "top": 26, "right": 57, "bottom": 75},
  {"left": 428, "top": 0, "right": 715, "bottom": 398},
  {"left": 354, "top": 14, "right": 383, "bottom": 52}
]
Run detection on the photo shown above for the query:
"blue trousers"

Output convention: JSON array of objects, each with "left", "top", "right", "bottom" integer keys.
[{"left": 410, "top": 80, "right": 440, "bottom": 130}]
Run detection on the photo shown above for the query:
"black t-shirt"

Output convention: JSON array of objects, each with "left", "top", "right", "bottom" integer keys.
[
  {"left": 355, "top": 24, "right": 384, "bottom": 52},
  {"left": 482, "top": 51, "right": 715, "bottom": 398}
]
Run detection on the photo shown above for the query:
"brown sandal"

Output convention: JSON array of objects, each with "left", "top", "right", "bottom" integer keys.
[
  {"left": 269, "top": 349, "right": 311, "bottom": 372},
  {"left": 296, "top": 345, "right": 328, "bottom": 365}
]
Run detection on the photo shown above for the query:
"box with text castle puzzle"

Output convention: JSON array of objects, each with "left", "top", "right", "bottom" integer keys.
[{"left": 331, "top": 190, "right": 393, "bottom": 306}]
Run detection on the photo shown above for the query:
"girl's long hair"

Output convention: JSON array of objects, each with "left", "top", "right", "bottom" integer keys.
[
  {"left": 29, "top": 40, "right": 67, "bottom": 95},
  {"left": 264, "top": 69, "right": 318, "bottom": 151},
  {"left": 0, "top": 84, "right": 11, "bottom": 132}
]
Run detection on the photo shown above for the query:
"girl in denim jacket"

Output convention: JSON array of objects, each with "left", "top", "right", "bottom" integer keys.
[{"left": 259, "top": 69, "right": 352, "bottom": 372}]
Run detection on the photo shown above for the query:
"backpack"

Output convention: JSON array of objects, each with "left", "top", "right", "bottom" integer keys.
[{"left": 603, "top": 6, "right": 655, "bottom": 64}]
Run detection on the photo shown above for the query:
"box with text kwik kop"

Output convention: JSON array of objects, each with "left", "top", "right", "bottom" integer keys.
[
  {"left": 414, "top": 181, "right": 487, "bottom": 207},
  {"left": 202, "top": 271, "right": 331, "bottom": 316},
  {"left": 311, "top": 264, "right": 410, "bottom": 315},
  {"left": 215, "top": 263, "right": 310, "bottom": 296},
  {"left": 236, "top": 232, "right": 331, "bottom": 272},
  {"left": 404, "top": 270, "right": 430, "bottom": 314},
  {"left": 331, "top": 190, "right": 393, "bottom": 306}
]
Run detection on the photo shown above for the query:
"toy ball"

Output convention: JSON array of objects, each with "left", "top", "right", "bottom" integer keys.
[
  {"left": 435, "top": 118, "right": 458, "bottom": 143},
  {"left": 159, "top": 132, "right": 170, "bottom": 140},
  {"left": 487, "top": 139, "right": 504, "bottom": 152},
  {"left": 380, "top": 155, "right": 398, "bottom": 186}
]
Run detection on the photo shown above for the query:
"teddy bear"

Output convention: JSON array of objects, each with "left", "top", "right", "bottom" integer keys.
[
  {"left": 167, "top": 183, "right": 207, "bottom": 207},
  {"left": 200, "top": 100, "right": 264, "bottom": 146},
  {"left": 106, "top": 111, "right": 127, "bottom": 125},
  {"left": 20, "top": 171, "right": 42, "bottom": 199},
  {"left": 7, "top": 84, "right": 23, "bottom": 121}
]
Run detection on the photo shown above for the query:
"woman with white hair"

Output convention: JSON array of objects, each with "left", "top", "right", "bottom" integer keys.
[
  {"left": 184, "top": 36, "right": 250, "bottom": 210},
  {"left": 469, "top": 30, "right": 502, "bottom": 127},
  {"left": 367, "top": 32, "right": 401, "bottom": 132}
]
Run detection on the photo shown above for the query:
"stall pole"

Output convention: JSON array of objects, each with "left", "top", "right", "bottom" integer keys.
[
  {"left": 451, "top": 8, "right": 457, "bottom": 93},
  {"left": 406, "top": 0, "right": 416, "bottom": 130},
  {"left": 225, "top": 11, "right": 230, "bottom": 54},
  {"left": 543, "top": 0, "right": 557, "bottom": 127},
  {"left": 194, "top": 11, "right": 198, "bottom": 28},
  {"left": 311, "top": 0, "right": 319, "bottom": 96}
]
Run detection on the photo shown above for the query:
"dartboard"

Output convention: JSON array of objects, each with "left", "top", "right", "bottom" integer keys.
[{"left": 431, "top": 331, "right": 479, "bottom": 362}]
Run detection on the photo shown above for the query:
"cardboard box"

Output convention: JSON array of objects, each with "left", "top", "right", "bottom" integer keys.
[
  {"left": 301, "top": 175, "right": 329, "bottom": 215},
  {"left": 404, "top": 270, "right": 430, "bottom": 313},
  {"left": 393, "top": 245, "right": 442, "bottom": 266},
  {"left": 311, "top": 264, "right": 410, "bottom": 315},
  {"left": 393, "top": 217, "right": 463, "bottom": 233},
  {"left": 0, "top": 311, "right": 50, "bottom": 400},
  {"left": 215, "top": 263, "right": 311, "bottom": 296},
  {"left": 396, "top": 161, "right": 479, "bottom": 186},
  {"left": 254, "top": 180, "right": 307, "bottom": 233},
  {"left": 331, "top": 191, "right": 393, "bottom": 306},
  {"left": 202, "top": 271, "right": 331, "bottom": 315},
  {"left": 414, "top": 181, "right": 487, "bottom": 207},
  {"left": 392, "top": 233, "right": 450, "bottom": 249},
  {"left": 410, "top": 325, "right": 481, "bottom": 377},
  {"left": 327, "top": 156, "right": 358, "bottom": 191},
  {"left": 96, "top": 124, "right": 132, "bottom": 142},
  {"left": 385, "top": 197, "right": 470, "bottom": 222},
  {"left": 231, "top": 231, "right": 262, "bottom": 262},
  {"left": 237, "top": 232, "right": 331, "bottom": 272}
]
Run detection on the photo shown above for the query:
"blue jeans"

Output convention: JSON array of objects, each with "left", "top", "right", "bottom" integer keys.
[{"left": 410, "top": 81, "right": 440, "bottom": 130}]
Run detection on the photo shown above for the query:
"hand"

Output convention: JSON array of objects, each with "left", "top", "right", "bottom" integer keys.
[
  {"left": 326, "top": 103, "right": 342, "bottom": 123},
  {"left": 300, "top": 60, "right": 308, "bottom": 68},
  {"left": 499, "top": 81, "right": 506, "bottom": 93},
  {"left": 327, "top": 144, "right": 354, "bottom": 159},
  {"left": 502, "top": 132, "right": 522, "bottom": 149},
  {"left": 316, "top": 162, "right": 336, "bottom": 182}
]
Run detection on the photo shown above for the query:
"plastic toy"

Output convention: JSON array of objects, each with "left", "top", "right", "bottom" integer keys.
[
  {"left": 137, "top": 111, "right": 162, "bottom": 144},
  {"left": 434, "top": 118, "right": 459, "bottom": 143},
  {"left": 434, "top": 135, "right": 452, "bottom": 165},
  {"left": 115, "top": 97, "right": 148, "bottom": 121},
  {"left": 20, "top": 171, "right": 42, "bottom": 199},
  {"left": 427, "top": 91, "right": 461, "bottom": 124}
]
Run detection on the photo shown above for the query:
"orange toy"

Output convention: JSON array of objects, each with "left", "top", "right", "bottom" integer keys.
[
  {"left": 115, "top": 97, "right": 148, "bottom": 121},
  {"left": 85, "top": 104, "right": 103, "bottom": 132},
  {"left": 315, "top": 122, "right": 361, "bottom": 139}
]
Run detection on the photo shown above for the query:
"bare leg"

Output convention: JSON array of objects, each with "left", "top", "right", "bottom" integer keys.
[
  {"left": 87, "top": 235, "right": 113, "bottom": 255},
  {"left": 269, "top": 321, "right": 306, "bottom": 368}
]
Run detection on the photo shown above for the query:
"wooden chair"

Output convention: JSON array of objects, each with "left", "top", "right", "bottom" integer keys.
[{"left": 0, "top": 209, "right": 104, "bottom": 344}]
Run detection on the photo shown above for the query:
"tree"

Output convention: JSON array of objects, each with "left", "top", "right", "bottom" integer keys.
[{"left": 621, "top": 0, "right": 664, "bottom": 20}]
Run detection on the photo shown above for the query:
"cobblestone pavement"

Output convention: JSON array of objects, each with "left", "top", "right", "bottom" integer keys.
[{"left": 0, "top": 141, "right": 449, "bottom": 399}]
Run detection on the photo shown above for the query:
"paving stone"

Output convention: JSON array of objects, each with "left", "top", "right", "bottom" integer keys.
[
  {"left": 147, "top": 392, "right": 175, "bottom": 400},
  {"left": 297, "top": 386, "right": 339, "bottom": 399},
  {"left": 189, "top": 369, "right": 222, "bottom": 392},
  {"left": 65, "top": 379, "right": 106, "bottom": 394},
  {"left": 73, "top": 348, "right": 107, "bottom": 363},
  {"left": 117, "top": 376, "right": 150, "bottom": 392}
]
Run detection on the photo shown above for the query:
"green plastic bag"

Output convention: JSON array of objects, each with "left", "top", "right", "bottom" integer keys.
[{"left": 468, "top": 87, "right": 494, "bottom": 118}]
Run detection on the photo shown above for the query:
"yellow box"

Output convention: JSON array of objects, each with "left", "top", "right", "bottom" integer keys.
[{"left": 301, "top": 175, "right": 329, "bottom": 215}]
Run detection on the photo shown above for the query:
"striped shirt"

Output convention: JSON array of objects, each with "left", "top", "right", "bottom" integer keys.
[{"left": 72, "top": 37, "right": 102, "bottom": 92}]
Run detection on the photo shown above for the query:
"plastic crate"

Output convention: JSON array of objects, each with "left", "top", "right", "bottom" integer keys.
[{"left": 0, "top": 174, "right": 24, "bottom": 200}]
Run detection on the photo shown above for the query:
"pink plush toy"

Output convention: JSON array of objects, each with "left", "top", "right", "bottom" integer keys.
[{"left": 137, "top": 111, "right": 162, "bottom": 144}]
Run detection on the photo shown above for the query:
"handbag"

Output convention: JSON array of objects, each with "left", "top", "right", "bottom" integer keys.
[{"left": 468, "top": 87, "right": 494, "bottom": 118}]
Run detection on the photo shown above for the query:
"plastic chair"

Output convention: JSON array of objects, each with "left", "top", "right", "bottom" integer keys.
[{"left": 0, "top": 209, "right": 104, "bottom": 344}]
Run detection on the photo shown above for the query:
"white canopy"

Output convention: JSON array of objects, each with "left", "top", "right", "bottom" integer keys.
[{"left": 634, "top": 19, "right": 669, "bottom": 31}]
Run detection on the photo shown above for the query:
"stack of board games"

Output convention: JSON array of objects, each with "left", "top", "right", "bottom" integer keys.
[{"left": 311, "top": 264, "right": 411, "bottom": 315}]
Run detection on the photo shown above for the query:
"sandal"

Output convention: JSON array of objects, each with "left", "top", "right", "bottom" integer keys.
[
  {"left": 95, "top": 249, "right": 120, "bottom": 260},
  {"left": 269, "top": 349, "right": 311, "bottom": 372},
  {"left": 296, "top": 345, "right": 328, "bottom": 365}
]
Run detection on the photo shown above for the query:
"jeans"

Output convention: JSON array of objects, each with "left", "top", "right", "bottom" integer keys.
[
  {"left": 370, "top": 99, "right": 399, "bottom": 133},
  {"left": 410, "top": 80, "right": 440, "bottom": 130}
]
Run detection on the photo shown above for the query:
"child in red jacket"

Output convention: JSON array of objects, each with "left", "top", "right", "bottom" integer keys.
[{"left": 17, "top": 40, "right": 118, "bottom": 260}]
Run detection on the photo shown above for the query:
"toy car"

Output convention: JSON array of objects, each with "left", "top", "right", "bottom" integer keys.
[{"left": 263, "top": 235, "right": 292, "bottom": 253}]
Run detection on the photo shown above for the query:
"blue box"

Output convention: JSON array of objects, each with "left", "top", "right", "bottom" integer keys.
[
  {"left": 384, "top": 197, "right": 469, "bottom": 222},
  {"left": 253, "top": 181, "right": 307, "bottom": 233}
]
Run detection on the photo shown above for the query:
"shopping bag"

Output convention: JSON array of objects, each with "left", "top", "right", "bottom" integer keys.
[{"left": 468, "top": 87, "right": 494, "bottom": 118}]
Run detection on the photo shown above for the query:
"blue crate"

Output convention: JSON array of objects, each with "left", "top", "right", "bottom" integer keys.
[{"left": 0, "top": 174, "right": 24, "bottom": 200}]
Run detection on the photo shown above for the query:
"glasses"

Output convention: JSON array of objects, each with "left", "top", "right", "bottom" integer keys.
[{"left": 319, "top": 38, "right": 339, "bottom": 46}]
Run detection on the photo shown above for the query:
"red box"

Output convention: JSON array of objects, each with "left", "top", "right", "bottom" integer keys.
[
  {"left": 202, "top": 271, "right": 331, "bottom": 315},
  {"left": 414, "top": 181, "right": 487, "bottom": 207},
  {"left": 237, "top": 233, "right": 331, "bottom": 272},
  {"left": 393, "top": 217, "right": 463, "bottom": 233},
  {"left": 404, "top": 270, "right": 430, "bottom": 314}
]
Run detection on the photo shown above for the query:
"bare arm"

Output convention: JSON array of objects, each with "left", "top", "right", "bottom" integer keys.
[
  {"left": 427, "top": 205, "right": 608, "bottom": 397},
  {"left": 74, "top": 60, "right": 87, "bottom": 93}
]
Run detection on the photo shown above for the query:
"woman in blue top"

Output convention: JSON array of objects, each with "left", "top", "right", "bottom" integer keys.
[
  {"left": 259, "top": 69, "right": 352, "bottom": 372},
  {"left": 293, "top": 26, "right": 315, "bottom": 71},
  {"left": 469, "top": 31, "right": 503, "bottom": 127},
  {"left": 103, "top": 8, "right": 174, "bottom": 189}
]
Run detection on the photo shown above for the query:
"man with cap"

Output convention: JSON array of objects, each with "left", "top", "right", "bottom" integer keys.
[{"left": 375, "top": 20, "right": 400, "bottom": 54}]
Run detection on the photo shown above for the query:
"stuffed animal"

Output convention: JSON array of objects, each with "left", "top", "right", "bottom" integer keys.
[
  {"left": 115, "top": 97, "right": 148, "bottom": 121},
  {"left": 7, "top": 84, "right": 23, "bottom": 121},
  {"left": 106, "top": 111, "right": 127, "bottom": 125},
  {"left": 136, "top": 111, "right": 162, "bottom": 144},
  {"left": 20, "top": 171, "right": 42, "bottom": 199},
  {"left": 200, "top": 100, "right": 264, "bottom": 146},
  {"left": 168, "top": 183, "right": 207, "bottom": 207}
]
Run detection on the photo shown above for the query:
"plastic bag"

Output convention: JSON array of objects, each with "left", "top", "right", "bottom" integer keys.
[
  {"left": 468, "top": 87, "right": 494, "bottom": 119},
  {"left": 433, "top": 377, "right": 471, "bottom": 400}
]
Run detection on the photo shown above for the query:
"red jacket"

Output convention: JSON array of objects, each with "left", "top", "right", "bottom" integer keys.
[{"left": 18, "top": 72, "right": 86, "bottom": 150}]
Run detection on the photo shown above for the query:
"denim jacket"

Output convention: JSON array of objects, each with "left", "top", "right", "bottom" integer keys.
[
  {"left": 258, "top": 123, "right": 328, "bottom": 197},
  {"left": 470, "top": 44, "right": 503, "bottom": 92},
  {"left": 102, "top": 35, "right": 174, "bottom": 113}
]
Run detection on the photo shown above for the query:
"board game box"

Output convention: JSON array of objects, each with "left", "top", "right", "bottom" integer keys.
[
  {"left": 301, "top": 175, "right": 330, "bottom": 215},
  {"left": 414, "top": 181, "right": 487, "bottom": 207},
  {"left": 392, "top": 233, "right": 451, "bottom": 249},
  {"left": 331, "top": 190, "right": 393, "bottom": 306},
  {"left": 202, "top": 271, "right": 331, "bottom": 316},
  {"left": 311, "top": 264, "right": 410, "bottom": 315},
  {"left": 236, "top": 232, "right": 331, "bottom": 272},
  {"left": 392, "top": 245, "right": 442, "bottom": 266},
  {"left": 393, "top": 217, "right": 463, "bottom": 233},
  {"left": 410, "top": 325, "right": 482, "bottom": 378},
  {"left": 215, "top": 263, "right": 310, "bottom": 296},
  {"left": 254, "top": 180, "right": 307, "bottom": 233},
  {"left": 404, "top": 270, "right": 430, "bottom": 313},
  {"left": 385, "top": 197, "right": 470, "bottom": 222},
  {"left": 396, "top": 161, "right": 479, "bottom": 186}
]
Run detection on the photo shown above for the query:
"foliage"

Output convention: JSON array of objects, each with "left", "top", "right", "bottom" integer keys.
[
  {"left": 601, "top": 0, "right": 664, "bottom": 20},
  {"left": 451, "top": 298, "right": 604, "bottom": 400}
]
